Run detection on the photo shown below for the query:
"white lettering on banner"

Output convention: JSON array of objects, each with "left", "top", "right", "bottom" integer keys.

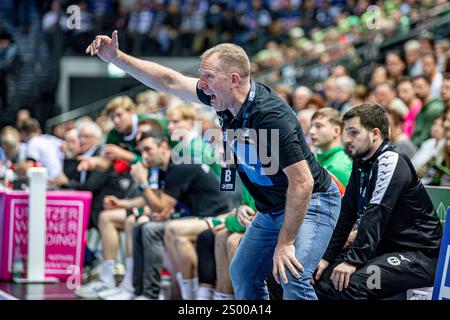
[
  {"left": 7, "top": 198, "right": 85, "bottom": 277},
  {"left": 14, "top": 206, "right": 27, "bottom": 219}
]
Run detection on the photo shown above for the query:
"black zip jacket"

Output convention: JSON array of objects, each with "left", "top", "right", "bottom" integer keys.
[{"left": 323, "top": 141, "right": 442, "bottom": 267}]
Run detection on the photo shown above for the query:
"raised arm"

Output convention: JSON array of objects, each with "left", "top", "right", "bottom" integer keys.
[{"left": 85, "top": 30, "right": 201, "bottom": 104}]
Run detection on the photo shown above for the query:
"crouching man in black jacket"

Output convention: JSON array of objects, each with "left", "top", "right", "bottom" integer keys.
[{"left": 313, "top": 103, "right": 442, "bottom": 300}]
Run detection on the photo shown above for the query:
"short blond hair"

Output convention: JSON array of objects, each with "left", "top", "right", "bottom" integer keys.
[
  {"left": 104, "top": 95, "right": 136, "bottom": 116},
  {"left": 200, "top": 43, "right": 251, "bottom": 79},
  {"left": 166, "top": 104, "right": 196, "bottom": 121}
]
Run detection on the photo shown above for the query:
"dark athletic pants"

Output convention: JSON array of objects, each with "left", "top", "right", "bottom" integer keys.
[{"left": 314, "top": 250, "right": 438, "bottom": 300}]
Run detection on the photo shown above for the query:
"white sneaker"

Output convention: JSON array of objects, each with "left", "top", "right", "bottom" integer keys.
[
  {"left": 98, "top": 287, "right": 122, "bottom": 299},
  {"left": 105, "top": 288, "right": 136, "bottom": 300},
  {"left": 74, "top": 280, "right": 115, "bottom": 299},
  {"left": 134, "top": 295, "right": 151, "bottom": 300}
]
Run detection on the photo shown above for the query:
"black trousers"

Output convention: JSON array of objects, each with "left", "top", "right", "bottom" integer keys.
[
  {"left": 196, "top": 229, "right": 217, "bottom": 285},
  {"left": 314, "top": 251, "right": 438, "bottom": 300}
]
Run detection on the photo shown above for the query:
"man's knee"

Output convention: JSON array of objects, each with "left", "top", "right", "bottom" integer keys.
[{"left": 142, "top": 222, "right": 164, "bottom": 242}]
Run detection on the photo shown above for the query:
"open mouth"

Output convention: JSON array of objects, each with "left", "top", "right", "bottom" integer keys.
[{"left": 210, "top": 94, "right": 217, "bottom": 104}]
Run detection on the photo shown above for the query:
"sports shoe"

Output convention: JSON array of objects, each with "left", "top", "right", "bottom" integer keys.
[
  {"left": 74, "top": 280, "right": 115, "bottom": 299},
  {"left": 105, "top": 288, "right": 136, "bottom": 300},
  {"left": 134, "top": 295, "right": 152, "bottom": 300},
  {"left": 97, "top": 286, "right": 122, "bottom": 299}
]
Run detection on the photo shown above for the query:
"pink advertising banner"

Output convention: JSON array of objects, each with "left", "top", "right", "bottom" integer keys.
[{"left": 0, "top": 190, "right": 92, "bottom": 283}]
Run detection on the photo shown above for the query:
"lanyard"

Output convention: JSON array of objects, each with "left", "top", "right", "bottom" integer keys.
[
  {"left": 222, "top": 80, "right": 256, "bottom": 162},
  {"left": 219, "top": 80, "right": 256, "bottom": 191},
  {"left": 357, "top": 168, "right": 371, "bottom": 227}
]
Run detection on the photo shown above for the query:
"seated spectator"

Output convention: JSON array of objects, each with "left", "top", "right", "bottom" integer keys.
[
  {"left": 370, "top": 66, "right": 389, "bottom": 89},
  {"left": 422, "top": 52, "right": 443, "bottom": 99},
  {"left": 397, "top": 77, "right": 422, "bottom": 138},
  {"left": 16, "top": 118, "right": 62, "bottom": 181},
  {"left": 62, "top": 128, "right": 81, "bottom": 160},
  {"left": 309, "top": 108, "right": 352, "bottom": 186},
  {"left": 412, "top": 114, "right": 446, "bottom": 172},
  {"left": 292, "top": 86, "right": 312, "bottom": 112},
  {"left": 49, "top": 121, "right": 125, "bottom": 229},
  {"left": 305, "top": 94, "right": 326, "bottom": 111},
  {"left": 323, "top": 77, "right": 339, "bottom": 109},
  {"left": 297, "top": 108, "right": 315, "bottom": 147},
  {"left": 385, "top": 51, "right": 406, "bottom": 86},
  {"left": 419, "top": 122, "right": 450, "bottom": 187},
  {"left": 0, "top": 126, "right": 26, "bottom": 164},
  {"left": 374, "top": 81, "right": 409, "bottom": 118},
  {"left": 79, "top": 95, "right": 167, "bottom": 174},
  {"left": 404, "top": 40, "right": 423, "bottom": 77},
  {"left": 313, "top": 103, "right": 442, "bottom": 299},
  {"left": 411, "top": 75, "right": 445, "bottom": 147},
  {"left": 442, "top": 73, "right": 450, "bottom": 109},
  {"left": 166, "top": 104, "right": 220, "bottom": 177},
  {"left": 334, "top": 76, "right": 356, "bottom": 113},
  {"left": 15, "top": 107, "right": 31, "bottom": 128},
  {"left": 386, "top": 108, "right": 417, "bottom": 159}
]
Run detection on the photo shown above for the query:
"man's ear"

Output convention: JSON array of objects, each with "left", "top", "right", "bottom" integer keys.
[
  {"left": 231, "top": 72, "right": 241, "bottom": 88},
  {"left": 372, "top": 128, "right": 382, "bottom": 142}
]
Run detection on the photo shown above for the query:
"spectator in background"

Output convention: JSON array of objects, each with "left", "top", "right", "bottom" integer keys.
[
  {"left": 370, "top": 66, "right": 389, "bottom": 89},
  {"left": 434, "top": 39, "right": 449, "bottom": 73},
  {"left": 127, "top": 0, "right": 154, "bottom": 56},
  {"left": 349, "top": 85, "right": 368, "bottom": 107},
  {"left": 323, "top": 77, "right": 338, "bottom": 109},
  {"left": 51, "top": 121, "right": 125, "bottom": 229},
  {"left": 305, "top": 94, "right": 326, "bottom": 111},
  {"left": 297, "top": 108, "right": 315, "bottom": 147},
  {"left": 404, "top": 40, "right": 423, "bottom": 77},
  {"left": 179, "top": 2, "right": 206, "bottom": 56},
  {"left": 419, "top": 119, "right": 450, "bottom": 187},
  {"left": 166, "top": 104, "right": 220, "bottom": 177},
  {"left": 334, "top": 76, "right": 356, "bottom": 113},
  {"left": 0, "top": 26, "right": 18, "bottom": 119},
  {"left": 309, "top": 108, "right": 352, "bottom": 187},
  {"left": 386, "top": 108, "right": 417, "bottom": 159},
  {"left": 0, "top": 126, "right": 26, "bottom": 164},
  {"left": 422, "top": 52, "right": 443, "bottom": 99},
  {"left": 412, "top": 114, "right": 446, "bottom": 172},
  {"left": 15, "top": 107, "right": 31, "bottom": 128},
  {"left": 397, "top": 78, "right": 422, "bottom": 138},
  {"left": 62, "top": 128, "right": 80, "bottom": 160},
  {"left": 292, "top": 86, "right": 312, "bottom": 112},
  {"left": 16, "top": 118, "right": 62, "bottom": 181},
  {"left": 411, "top": 75, "right": 445, "bottom": 147},
  {"left": 374, "top": 81, "right": 409, "bottom": 118},
  {"left": 385, "top": 51, "right": 406, "bottom": 86},
  {"left": 441, "top": 73, "right": 450, "bottom": 109},
  {"left": 414, "top": 113, "right": 446, "bottom": 177}
]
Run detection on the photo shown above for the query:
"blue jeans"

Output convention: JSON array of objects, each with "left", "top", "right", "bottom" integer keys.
[{"left": 230, "top": 180, "right": 341, "bottom": 300}]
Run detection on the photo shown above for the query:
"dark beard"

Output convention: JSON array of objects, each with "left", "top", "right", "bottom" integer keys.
[{"left": 351, "top": 145, "right": 372, "bottom": 160}]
